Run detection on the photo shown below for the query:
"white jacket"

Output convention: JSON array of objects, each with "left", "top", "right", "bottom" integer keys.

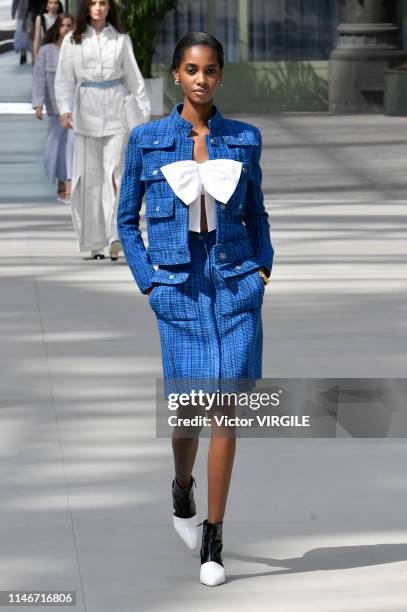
[{"left": 55, "top": 23, "right": 151, "bottom": 137}]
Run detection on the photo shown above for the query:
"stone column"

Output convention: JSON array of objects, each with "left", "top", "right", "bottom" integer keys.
[
  {"left": 207, "top": 0, "right": 217, "bottom": 36},
  {"left": 238, "top": 0, "right": 249, "bottom": 62},
  {"left": 329, "top": 0, "right": 407, "bottom": 112}
]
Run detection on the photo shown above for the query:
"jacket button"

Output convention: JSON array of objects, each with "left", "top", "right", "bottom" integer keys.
[
  {"left": 238, "top": 204, "right": 243, "bottom": 209},
  {"left": 169, "top": 274, "right": 175, "bottom": 279},
  {"left": 155, "top": 205, "right": 160, "bottom": 211},
  {"left": 220, "top": 203, "right": 226, "bottom": 209},
  {"left": 152, "top": 169, "right": 158, "bottom": 176},
  {"left": 242, "top": 167, "right": 247, "bottom": 174},
  {"left": 219, "top": 252, "right": 226, "bottom": 261},
  {"left": 210, "top": 138, "right": 215, "bottom": 144},
  {"left": 234, "top": 265, "right": 241, "bottom": 270}
]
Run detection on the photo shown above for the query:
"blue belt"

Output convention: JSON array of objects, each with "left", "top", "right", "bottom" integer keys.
[{"left": 81, "top": 79, "right": 122, "bottom": 89}]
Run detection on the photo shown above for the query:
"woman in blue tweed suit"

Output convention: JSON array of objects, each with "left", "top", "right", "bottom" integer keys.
[{"left": 117, "top": 32, "right": 273, "bottom": 587}]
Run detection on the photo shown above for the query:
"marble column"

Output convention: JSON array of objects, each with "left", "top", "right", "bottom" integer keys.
[{"left": 329, "top": 0, "right": 407, "bottom": 112}]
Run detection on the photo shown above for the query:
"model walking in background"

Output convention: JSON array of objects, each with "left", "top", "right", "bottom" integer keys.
[
  {"left": 32, "top": 0, "right": 63, "bottom": 62},
  {"left": 118, "top": 32, "right": 273, "bottom": 586},
  {"left": 32, "top": 13, "right": 74, "bottom": 202},
  {"left": 55, "top": 0, "right": 150, "bottom": 260},
  {"left": 11, "top": 0, "right": 30, "bottom": 64}
]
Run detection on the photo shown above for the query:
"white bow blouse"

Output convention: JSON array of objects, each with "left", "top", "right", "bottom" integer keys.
[{"left": 160, "top": 159, "right": 243, "bottom": 232}]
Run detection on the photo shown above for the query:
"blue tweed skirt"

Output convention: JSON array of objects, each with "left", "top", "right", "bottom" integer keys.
[{"left": 148, "top": 230, "right": 265, "bottom": 399}]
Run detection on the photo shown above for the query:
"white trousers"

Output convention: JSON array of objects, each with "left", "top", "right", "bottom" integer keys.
[{"left": 70, "top": 132, "right": 129, "bottom": 252}]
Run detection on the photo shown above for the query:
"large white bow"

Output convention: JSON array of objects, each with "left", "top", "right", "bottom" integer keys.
[{"left": 160, "top": 159, "right": 243, "bottom": 205}]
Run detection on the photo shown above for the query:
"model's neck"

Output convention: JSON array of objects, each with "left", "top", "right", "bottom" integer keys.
[
  {"left": 181, "top": 99, "right": 214, "bottom": 131},
  {"left": 90, "top": 19, "right": 107, "bottom": 34}
]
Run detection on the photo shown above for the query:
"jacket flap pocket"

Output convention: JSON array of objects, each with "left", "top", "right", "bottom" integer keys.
[
  {"left": 145, "top": 197, "right": 174, "bottom": 218},
  {"left": 216, "top": 264, "right": 265, "bottom": 315},
  {"left": 215, "top": 259, "right": 260, "bottom": 278},
  {"left": 138, "top": 135, "right": 175, "bottom": 149},
  {"left": 223, "top": 131, "right": 260, "bottom": 146},
  {"left": 213, "top": 238, "right": 254, "bottom": 265},
  {"left": 151, "top": 268, "right": 190, "bottom": 285}
]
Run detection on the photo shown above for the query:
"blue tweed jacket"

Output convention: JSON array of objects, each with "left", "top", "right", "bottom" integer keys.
[{"left": 117, "top": 102, "right": 274, "bottom": 294}]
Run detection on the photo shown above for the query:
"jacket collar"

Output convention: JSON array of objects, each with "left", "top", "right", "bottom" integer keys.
[
  {"left": 169, "top": 102, "right": 224, "bottom": 135},
  {"left": 86, "top": 22, "right": 117, "bottom": 37}
]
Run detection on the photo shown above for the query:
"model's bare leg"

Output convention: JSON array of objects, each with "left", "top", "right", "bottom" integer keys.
[
  {"left": 207, "top": 431, "right": 236, "bottom": 523},
  {"left": 172, "top": 435, "right": 199, "bottom": 488},
  {"left": 171, "top": 399, "right": 205, "bottom": 487},
  {"left": 198, "top": 406, "right": 234, "bottom": 587},
  {"left": 208, "top": 399, "right": 236, "bottom": 523}
]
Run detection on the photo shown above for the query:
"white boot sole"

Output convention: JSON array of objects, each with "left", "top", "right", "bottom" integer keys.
[
  {"left": 173, "top": 515, "right": 200, "bottom": 550},
  {"left": 200, "top": 561, "right": 226, "bottom": 586}
]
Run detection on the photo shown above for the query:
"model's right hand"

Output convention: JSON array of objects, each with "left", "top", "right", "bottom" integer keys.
[{"left": 60, "top": 113, "right": 73, "bottom": 129}]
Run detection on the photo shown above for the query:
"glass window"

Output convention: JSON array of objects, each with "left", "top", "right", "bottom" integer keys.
[
  {"left": 154, "top": 0, "right": 207, "bottom": 65},
  {"left": 215, "top": 0, "right": 239, "bottom": 63},
  {"left": 249, "top": 0, "right": 339, "bottom": 61}
]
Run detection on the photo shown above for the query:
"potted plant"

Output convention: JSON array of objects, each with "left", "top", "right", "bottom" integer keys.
[{"left": 120, "top": 0, "right": 179, "bottom": 116}]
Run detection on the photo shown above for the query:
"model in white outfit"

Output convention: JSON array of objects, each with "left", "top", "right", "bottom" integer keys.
[{"left": 54, "top": 3, "right": 150, "bottom": 258}]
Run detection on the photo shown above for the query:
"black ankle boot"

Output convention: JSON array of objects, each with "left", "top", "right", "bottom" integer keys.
[
  {"left": 199, "top": 519, "right": 226, "bottom": 586},
  {"left": 172, "top": 475, "right": 196, "bottom": 518},
  {"left": 172, "top": 476, "right": 199, "bottom": 550}
]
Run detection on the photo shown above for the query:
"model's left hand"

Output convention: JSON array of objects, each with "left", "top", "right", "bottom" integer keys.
[
  {"left": 34, "top": 106, "right": 43, "bottom": 120},
  {"left": 60, "top": 112, "right": 73, "bottom": 129},
  {"left": 259, "top": 267, "right": 269, "bottom": 285}
]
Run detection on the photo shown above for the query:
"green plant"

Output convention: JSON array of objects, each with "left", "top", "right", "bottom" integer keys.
[{"left": 120, "top": 0, "right": 179, "bottom": 78}]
